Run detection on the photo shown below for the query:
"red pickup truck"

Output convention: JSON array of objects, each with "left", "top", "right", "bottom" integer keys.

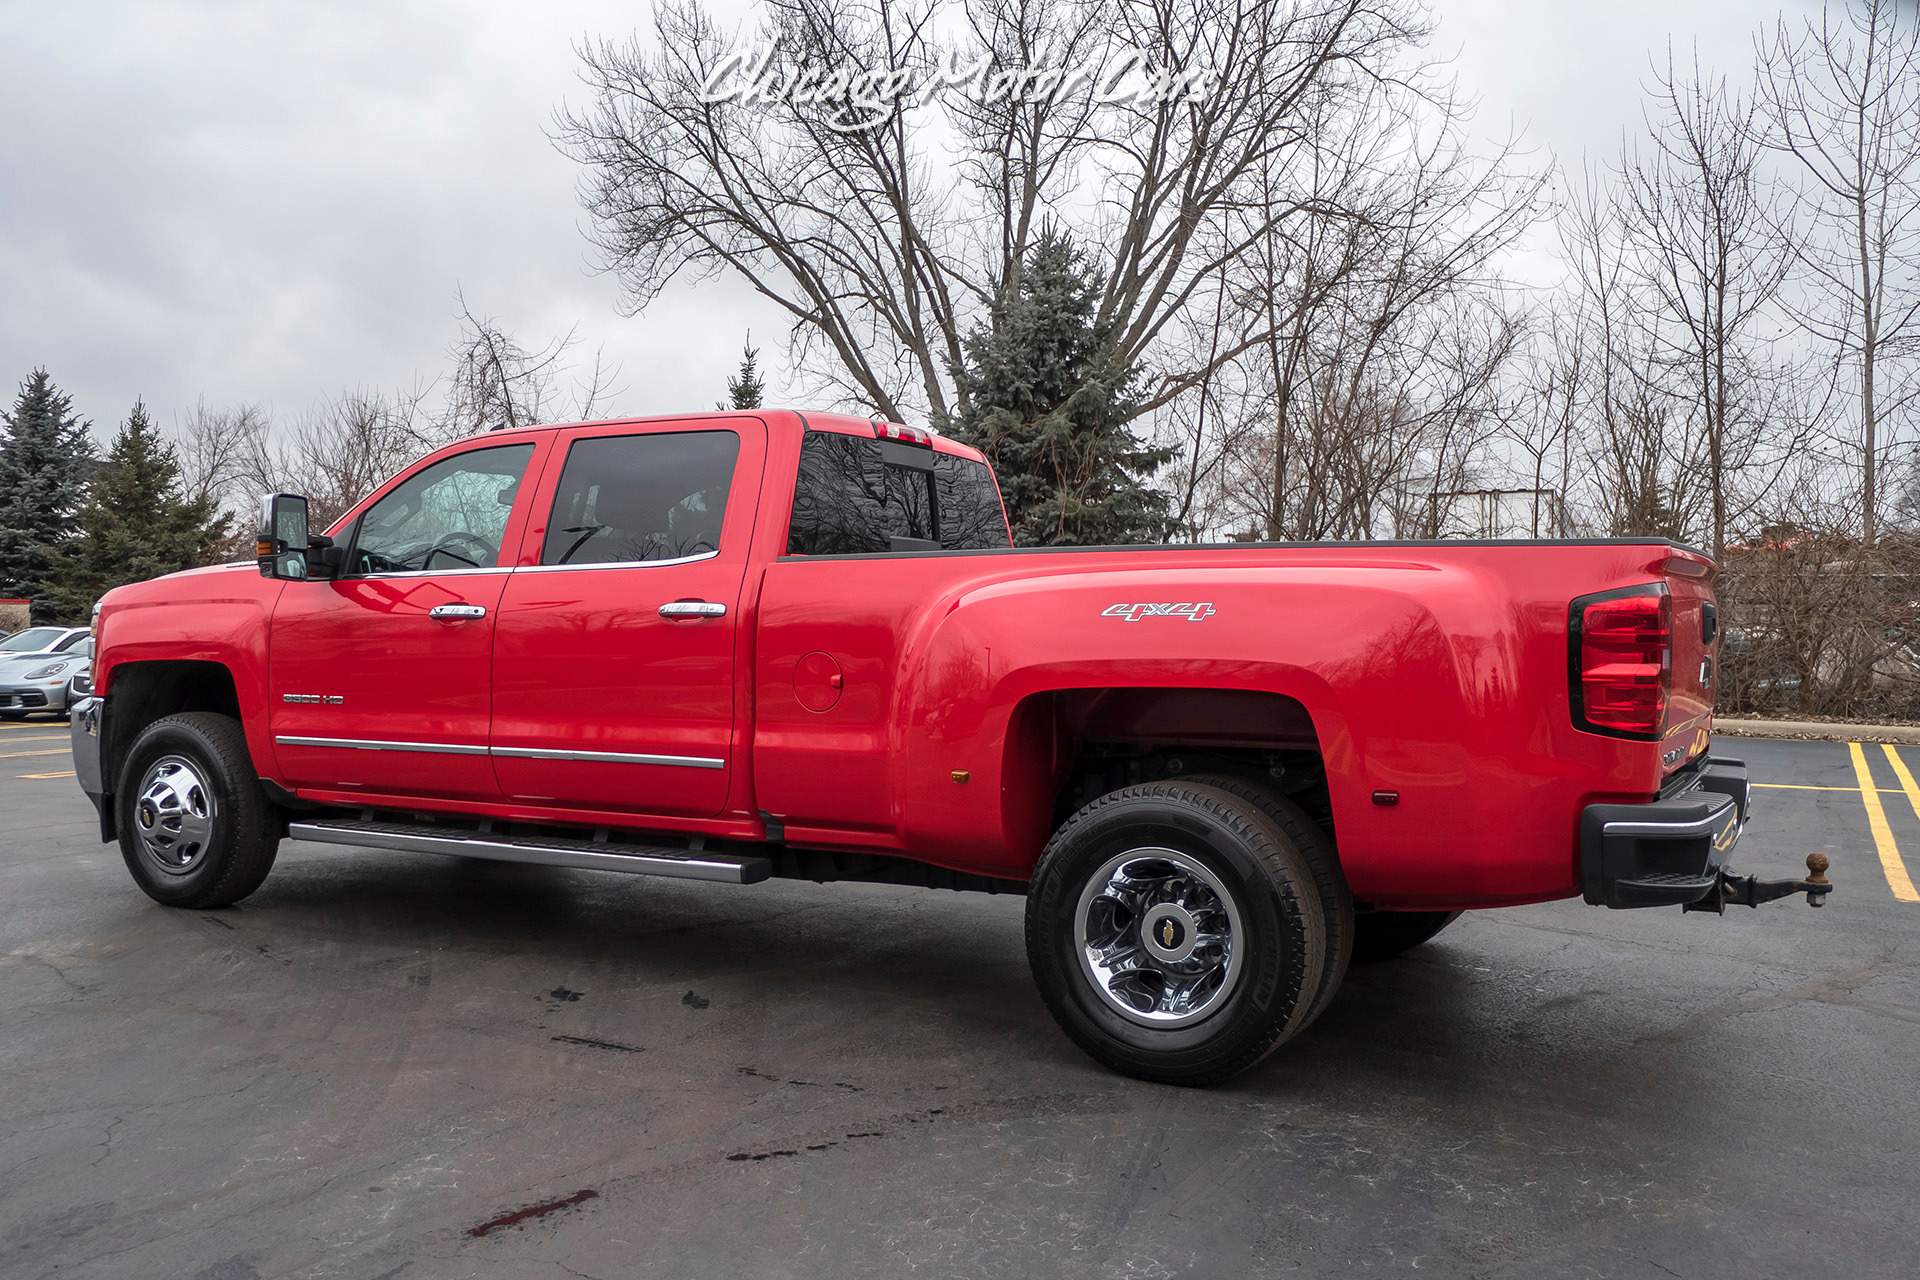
[{"left": 70, "top": 410, "right": 1827, "bottom": 1084}]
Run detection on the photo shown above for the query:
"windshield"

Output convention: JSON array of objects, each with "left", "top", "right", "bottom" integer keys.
[{"left": 0, "top": 628, "right": 60, "bottom": 652}]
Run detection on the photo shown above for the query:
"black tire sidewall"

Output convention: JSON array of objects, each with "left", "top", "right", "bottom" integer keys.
[
  {"left": 117, "top": 717, "right": 253, "bottom": 907},
  {"left": 1029, "top": 788, "right": 1312, "bottom": 1077}
]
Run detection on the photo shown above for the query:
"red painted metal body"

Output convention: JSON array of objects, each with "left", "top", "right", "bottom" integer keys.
[{"left": 90, "top": 409, "right": 1719, "bottom": 910}]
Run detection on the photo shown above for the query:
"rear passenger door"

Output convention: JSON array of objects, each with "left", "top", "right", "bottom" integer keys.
[{"left": 490, "top": 419, "right": 764, "bottom": 818}]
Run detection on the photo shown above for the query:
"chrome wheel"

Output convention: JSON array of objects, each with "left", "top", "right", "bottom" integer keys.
[
  {"left": 133, "top": 755, "right": 216, "bottom": 874},
  {"left": 1073, "top": 847, "right": 1245, "bottom": 1028}
]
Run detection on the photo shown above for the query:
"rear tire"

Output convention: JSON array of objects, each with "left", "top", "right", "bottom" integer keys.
[
  {"left": 1026, "top": 782, "right": 1327, "bottom": 1086},
  {"left": 1350, "top": 910, "right": 1461, "bottom": 963},
  {"left": 116, "top": 712, "right": 281, "bottom": 908},
  {"left": 1183, "top": 773, "right": 1352, "bottom": 1030}
]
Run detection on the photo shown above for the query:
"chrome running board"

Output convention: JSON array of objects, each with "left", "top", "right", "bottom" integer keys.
[{"left": 287, "top": 818, "right": 770, "bottom": 885}]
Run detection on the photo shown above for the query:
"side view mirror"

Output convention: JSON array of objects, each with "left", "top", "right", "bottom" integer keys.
[{"left": 257, "top": 493, "right": 311, "bottom": 580}]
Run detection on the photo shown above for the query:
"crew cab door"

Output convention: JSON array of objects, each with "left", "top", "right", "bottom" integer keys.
[
  {"left": 490, "top": 419, "right": 763, "bottom": 818},
  {"left": 268, "top": 438, "right": 544, "bottom": 802}
]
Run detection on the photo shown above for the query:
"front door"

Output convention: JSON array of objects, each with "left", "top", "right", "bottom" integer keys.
[
  {"left": 491, "top": 420, "right": 762, "bottom": 818},
  {"left": 269, "top": 438, "right": 542, "bottom": 803}
]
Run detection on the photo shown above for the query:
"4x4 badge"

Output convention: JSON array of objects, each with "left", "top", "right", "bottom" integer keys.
[{"left": 1101, "top": 602, "right": 1216, "bottom": 622}]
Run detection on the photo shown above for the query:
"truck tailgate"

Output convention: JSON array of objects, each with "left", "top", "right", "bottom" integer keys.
[{"left": 1662, "top": 554, "right": 1718, "bottom": 772}]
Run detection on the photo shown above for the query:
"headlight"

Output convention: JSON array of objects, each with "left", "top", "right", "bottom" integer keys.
[{"left": 23, "top": 661, "right": 74, "bottom": 681}]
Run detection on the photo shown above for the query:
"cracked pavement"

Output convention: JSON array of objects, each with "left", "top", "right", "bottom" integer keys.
[{"left": 1, "top": 728, "right": 1915, "bottom": 1278}]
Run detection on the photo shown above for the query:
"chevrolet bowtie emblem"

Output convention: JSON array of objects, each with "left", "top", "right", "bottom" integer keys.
[{"left": 1161, "top": 920, "right": 1175, "bottom": 946}]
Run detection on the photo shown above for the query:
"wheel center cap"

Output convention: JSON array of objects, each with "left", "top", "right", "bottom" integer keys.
[
  {"left": 137, "top": 800, "right": 157, "bottom": 830},
  {"left": 1141, "top": 904, "right": 1198, "bottom": 963}
]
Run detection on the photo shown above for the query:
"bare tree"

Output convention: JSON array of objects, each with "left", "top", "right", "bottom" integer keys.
[
  {"left": 440, "top": 289, "right": 619, "bottom": 437},
  {"left": 165, "top": 299, "right": 621, "bottom": 550},
  {"left": 173, "top": 399, "right": 274, "bottom": 558},
  {"left": 245, "top": 386, "right": 443, "bottom": 531},
  {"left": 1550, "top": 162, "right": 1715, "bottom": 543},
  {"left": 1185, "top": 66, "right": 1541, "bottom": 542},
  {"left": 557, "top": 0, "right": 1448, "bottom": 424},
  {"left": 1717, "top": 475, "right": 1920, "bottom": 718},
  {"left": 1501, "top": 310, "right": 1583, "bottom": 537},
  {"left": 1755, "top": 0, "right": 1920, "bottom": 545},
  {"left": 1618, "top": 46, "right": 1793, "bottom": 559}
]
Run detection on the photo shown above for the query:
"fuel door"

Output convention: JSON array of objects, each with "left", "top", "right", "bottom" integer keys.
[{"left": 794, "top": 650, "right": 843, "bottom": 712}]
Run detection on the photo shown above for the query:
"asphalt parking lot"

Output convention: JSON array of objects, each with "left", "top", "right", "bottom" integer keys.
[{"left": 2, "top": 721, "right": 1915, "bottom": 1280}]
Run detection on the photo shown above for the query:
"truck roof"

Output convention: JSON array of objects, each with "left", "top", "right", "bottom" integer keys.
[{"left": 480, "top": 408, "right": 988, "bottom": 463}]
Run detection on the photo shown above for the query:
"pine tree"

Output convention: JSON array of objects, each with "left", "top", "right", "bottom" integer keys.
[
  {"left": 724, "top": 336, "right": 765, "bottom": 409},
  {"left": 942, "top": 234, "right": 1175, "bottom": 546},
  {"left": 39, "top": 400, "right": 223, "bottom": 620},
  {"left": 0, "top": 369, "right": 95, "bottom": 616}
]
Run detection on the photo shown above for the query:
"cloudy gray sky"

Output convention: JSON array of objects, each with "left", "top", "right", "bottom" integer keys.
[{"left": 0, "top": 0, "right": 1781, "bottom": 442}]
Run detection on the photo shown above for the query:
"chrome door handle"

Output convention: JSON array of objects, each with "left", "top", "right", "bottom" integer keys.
[
  {"left": 659, "top": 600, "right": 727, "bottom": 619},
  {"left": 429, "top": 604, "right": 487, "bottom": 620}
]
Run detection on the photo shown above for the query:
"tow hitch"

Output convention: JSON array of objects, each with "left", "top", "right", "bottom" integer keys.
[{"left": 1683, "top": 853, "right": 1832, "bottom": 913}]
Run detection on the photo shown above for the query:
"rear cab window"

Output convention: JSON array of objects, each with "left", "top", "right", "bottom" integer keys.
[{"left": 786, "top": 428, "right": 1009, "bottom": 555}]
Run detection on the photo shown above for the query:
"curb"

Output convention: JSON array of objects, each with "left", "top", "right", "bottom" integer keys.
[{"left": 1714, "top": 718, "right": 1920, "bottom": 745}]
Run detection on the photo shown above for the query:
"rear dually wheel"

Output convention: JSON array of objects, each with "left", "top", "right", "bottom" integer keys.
[{"left": 1026, "top": 782, "right": 1332, "bottom": 1086}]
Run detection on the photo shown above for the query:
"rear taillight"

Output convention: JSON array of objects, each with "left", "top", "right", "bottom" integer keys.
[{"left": 1570, "top": 585, "right": 1671, "bottom": 738}]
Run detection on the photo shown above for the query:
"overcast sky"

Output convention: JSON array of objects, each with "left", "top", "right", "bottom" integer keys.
[{"left": 0, "top": 0, "right": 1789, "bottom": 443}]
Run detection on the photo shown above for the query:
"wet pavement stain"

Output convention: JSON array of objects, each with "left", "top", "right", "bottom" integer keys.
[
  {"left": 728, "top": 1131, "right": 888, "bottom": 1162},
  {"left": 468, "top": 1188, "right": 599, "bottom": 1238},
  {"left": 737, "top": 1066, "right": 862, "bottom": 1091},
  {"left": 551, "top": 1035, "right": 644, "bottom": 1054}
]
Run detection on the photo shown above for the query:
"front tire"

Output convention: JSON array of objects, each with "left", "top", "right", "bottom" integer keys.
[
  {"left": 117, "top": 712, "right": 281, "bottom": 908},
  {"left": 1026, "top": 782, "right": 1328, "bottom": 1086}
]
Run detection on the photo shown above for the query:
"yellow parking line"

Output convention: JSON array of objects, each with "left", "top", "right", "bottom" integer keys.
[
  {"left": 1848, "top": 742, "right": 1920, "bottom": 903},
  {"left": 0, "top": 735, "right": 70, "bottom": 743},
  {"left": 1753, "top": 782, "right": 1904, "bottom": 793},
  {"left": 0, "top": 748, "right": 66, "bottom": 759},
  {"left": 17, "top": 770, "right": 73, "bottom": 779}
]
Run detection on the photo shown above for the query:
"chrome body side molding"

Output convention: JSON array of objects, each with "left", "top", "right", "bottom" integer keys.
[
  {"left": 491, "top": 745, "right": 725, "bottom": 769},
  {"left": 274, "top": 737, "right": 723, "bottom": 769},
  {"left": 275, "top": 736, "right": 490, "bottom": 756}
]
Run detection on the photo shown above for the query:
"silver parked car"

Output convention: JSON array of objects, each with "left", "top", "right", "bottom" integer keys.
[{"left": 0, "top": 630, "right": 93, "bottom": 720}]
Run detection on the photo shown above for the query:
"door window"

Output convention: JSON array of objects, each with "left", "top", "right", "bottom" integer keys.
[
  {"left": 539, "top": 431, "right": 741, "bottom": 566},
  {"left": 347, "top": 443, "right": 536, "bottom": 574}
]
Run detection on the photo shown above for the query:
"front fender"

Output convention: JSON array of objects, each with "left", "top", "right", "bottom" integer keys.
[{"left": 95, "top": 568, "right": 282, "bottom": 779}]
